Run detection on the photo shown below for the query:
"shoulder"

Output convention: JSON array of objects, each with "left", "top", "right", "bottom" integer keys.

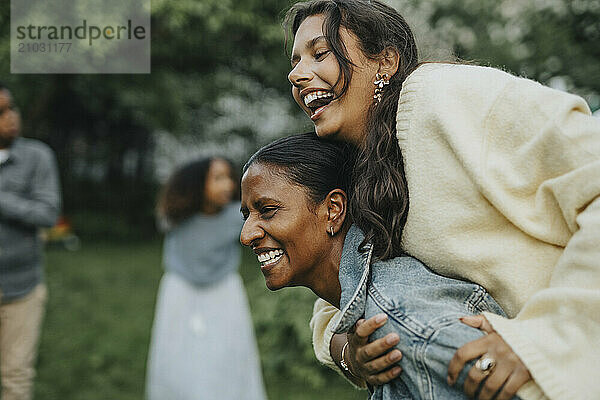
[
  {"left": 396, "top": 63, "right": 545, "bottom": 138},
  {"left": 370, "top": 255, "right": 438, "bottom": 298},
  {"left": 372, "top": 255, "right": 439, "bottom": 285},
  {"left": 372, "top": 254, "right": 483, "bottom": 298},
  {"left": 404, "top": 63, "right": 522, "bottom": 99},
  {"left": 14, "top": 137, "right": 55, "bottom": 160}
]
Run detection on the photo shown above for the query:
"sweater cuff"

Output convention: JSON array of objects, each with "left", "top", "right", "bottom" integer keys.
[
  {"left": 483, "top": 312, "right": 552, "bottom": 400},
  {"left": 310, "top": 299, "right": 338, "bottom": 369},
  {"left": 322, "top": 309, "right": 340, "bottom": 370}
]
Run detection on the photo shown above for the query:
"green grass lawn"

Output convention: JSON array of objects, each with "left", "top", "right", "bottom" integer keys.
[{"left": 37, "top": 240, "right": 367, "bottom": 400}]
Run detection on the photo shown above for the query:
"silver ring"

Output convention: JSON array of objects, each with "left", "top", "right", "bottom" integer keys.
[{"left": 475, "top": 355, "right": 496, "bottom": 376}]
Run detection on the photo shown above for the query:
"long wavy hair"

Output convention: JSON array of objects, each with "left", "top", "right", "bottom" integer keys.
[{"left": 284, "top": 0, "right": 419, "bottom": 259}]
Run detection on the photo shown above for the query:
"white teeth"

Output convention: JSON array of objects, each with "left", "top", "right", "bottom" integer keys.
[
  {"left": 303, "top": 90, "right": 333, "bottom": 107},
  {"left": 256, "top": 249, "right": 284, "bottom": 265}
]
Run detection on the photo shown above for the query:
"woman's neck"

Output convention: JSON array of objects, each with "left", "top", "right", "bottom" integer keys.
[{"left": 307, "top": 226, "right": 350, "bottom": 309}]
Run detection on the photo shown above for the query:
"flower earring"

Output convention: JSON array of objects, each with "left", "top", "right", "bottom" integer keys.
[{"left": 373, "top": 73, "right": 390, "bottom": 105}]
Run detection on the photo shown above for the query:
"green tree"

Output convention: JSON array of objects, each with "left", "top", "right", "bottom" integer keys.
[{"left": 1, "top": 0, "right": 598, "bottom": 235}]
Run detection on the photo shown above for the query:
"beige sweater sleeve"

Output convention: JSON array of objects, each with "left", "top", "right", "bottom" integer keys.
[
  {"left": 485, "top": 196, "right": 600, "bottom": 400},
  {"left": 309, "top": 298, "right": 340, "bottom": 370},
  {"left": 469, "top": 74, "right": 600, "bottom": 399},
  {"left": 484, "top": 195, "right": 600, "bottom": 400}
]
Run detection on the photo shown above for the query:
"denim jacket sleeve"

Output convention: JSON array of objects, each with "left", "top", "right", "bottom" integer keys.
[
  {"left": 365, "top": 285, "right": 518, "bottom": 400},
  {"left": 335, "top": 226, "right": 517, "bottom": 400},
  {"left": 365, "top": 291, "right": 490, "bottom": 399}
]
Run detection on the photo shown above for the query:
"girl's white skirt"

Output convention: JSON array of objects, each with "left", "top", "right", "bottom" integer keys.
[{"left": 146, "top": 271, "right": 267, "bottom": 400}]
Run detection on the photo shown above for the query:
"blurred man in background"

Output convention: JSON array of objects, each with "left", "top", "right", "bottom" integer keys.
[{"left": 0, "top": 83, "right": 61, "bottom": 400}]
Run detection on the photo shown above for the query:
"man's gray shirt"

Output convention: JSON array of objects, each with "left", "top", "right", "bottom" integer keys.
[{"left": 0, "top": 137, "right": 60, "bottom": 302}]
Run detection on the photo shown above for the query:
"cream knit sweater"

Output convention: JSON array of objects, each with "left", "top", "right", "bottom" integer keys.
[{"left": 311, "top": 63, "right": 600, "bottom": 400}]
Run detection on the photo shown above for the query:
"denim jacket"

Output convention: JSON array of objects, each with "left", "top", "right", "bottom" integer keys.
[{"left": 334, "top": 225, "right": 511, "bottom": 400}]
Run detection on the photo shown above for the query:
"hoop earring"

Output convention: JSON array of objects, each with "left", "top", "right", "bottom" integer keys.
[
  {"left": 373, "top": 73, "right": 390, "bottom": 105},
  {"left": 329, "top": 226, "right": 335, "bottom": 237}
]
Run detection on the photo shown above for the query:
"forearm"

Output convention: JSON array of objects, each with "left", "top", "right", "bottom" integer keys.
[
  {"left": 330, "top": 333, "right": 366, "bottom": 387},
  {"left": 310, "top": 299, "right": 367, "bottom": 388},
  {"left": 330, "top": 333, "right": 346, "bottom": 367},
  {"left": 0, "top": 191, "right": 59, "bottom": 227}
]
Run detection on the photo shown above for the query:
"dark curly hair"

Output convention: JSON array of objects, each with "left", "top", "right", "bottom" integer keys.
[{"left": 157, "top": 157, "right": 236, "bottom": 226}]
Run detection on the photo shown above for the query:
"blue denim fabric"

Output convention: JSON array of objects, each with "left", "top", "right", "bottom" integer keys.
[{"left": 334, "top": 225, "right": 513, "bottom": 400}]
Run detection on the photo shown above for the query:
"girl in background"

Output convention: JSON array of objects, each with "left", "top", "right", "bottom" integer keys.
[{"left": 146, "top": 157, "right": 266, "bottom": 400}]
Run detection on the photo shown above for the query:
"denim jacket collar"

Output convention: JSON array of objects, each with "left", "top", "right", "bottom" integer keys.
[{"left": 334, "top": 224, "right": 374, "bottom": 334}]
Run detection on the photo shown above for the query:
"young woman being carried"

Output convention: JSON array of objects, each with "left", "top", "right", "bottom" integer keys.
[{"left": 284, "top": 1, "right": 600, "bottom": 399}]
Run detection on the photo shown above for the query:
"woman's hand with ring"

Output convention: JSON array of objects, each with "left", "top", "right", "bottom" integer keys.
[
  {"left": 346, "top": 314, "right": 403, "bottom": 386},
  {"left": 447, "top": 315, "right": 532, "bottom": 400}
]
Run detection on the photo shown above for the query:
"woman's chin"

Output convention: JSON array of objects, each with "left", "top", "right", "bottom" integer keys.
[
  {"left": 264, "top": 278, "right": 286, "bottom": 291},
  {"left": 314, "top": 124, "right": 345, "bottom": 142},
  {"left": 314, "top": 126, "right": 333, "bottom": 138}
]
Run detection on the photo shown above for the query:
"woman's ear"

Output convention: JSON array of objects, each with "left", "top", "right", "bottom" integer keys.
[
  {"left": 326, "top": 189, "right": 347, "bottom": 235},
  {"left": 378, "top": 46, "right": 400, "bottom": 77}
]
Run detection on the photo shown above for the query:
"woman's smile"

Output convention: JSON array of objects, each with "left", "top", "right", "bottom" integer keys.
[
  {"left": 309, "top": 99, "right": 332, "bottom": 121},
  {"left": 300, "top": 88, "right": 336, "bottom": 121},
  {"left": 239, "top": 133, "right": 355, "bottom": 306},
  {"left": 255, "top": 248, "right": 285, "bottom": 272}
]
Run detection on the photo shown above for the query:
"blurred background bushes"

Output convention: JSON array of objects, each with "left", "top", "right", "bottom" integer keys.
[{"left": 0, "top": 0, "right": 598, "bottom": 241}]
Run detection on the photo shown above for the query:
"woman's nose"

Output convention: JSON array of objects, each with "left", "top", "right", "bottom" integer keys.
[
  {"left": 288, "top": 61, "right": 313, "bottom": 87},
  {"left": 240, "top": 218, "right": 264, "bottom": 248}
]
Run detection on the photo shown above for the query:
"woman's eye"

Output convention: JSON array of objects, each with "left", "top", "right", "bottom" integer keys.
[
  {"left": 261, "top": 207, "right": 278, "bottom": 219},
  {"left": 315, "top": 50, "right": 329, "bottom": 60}
]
